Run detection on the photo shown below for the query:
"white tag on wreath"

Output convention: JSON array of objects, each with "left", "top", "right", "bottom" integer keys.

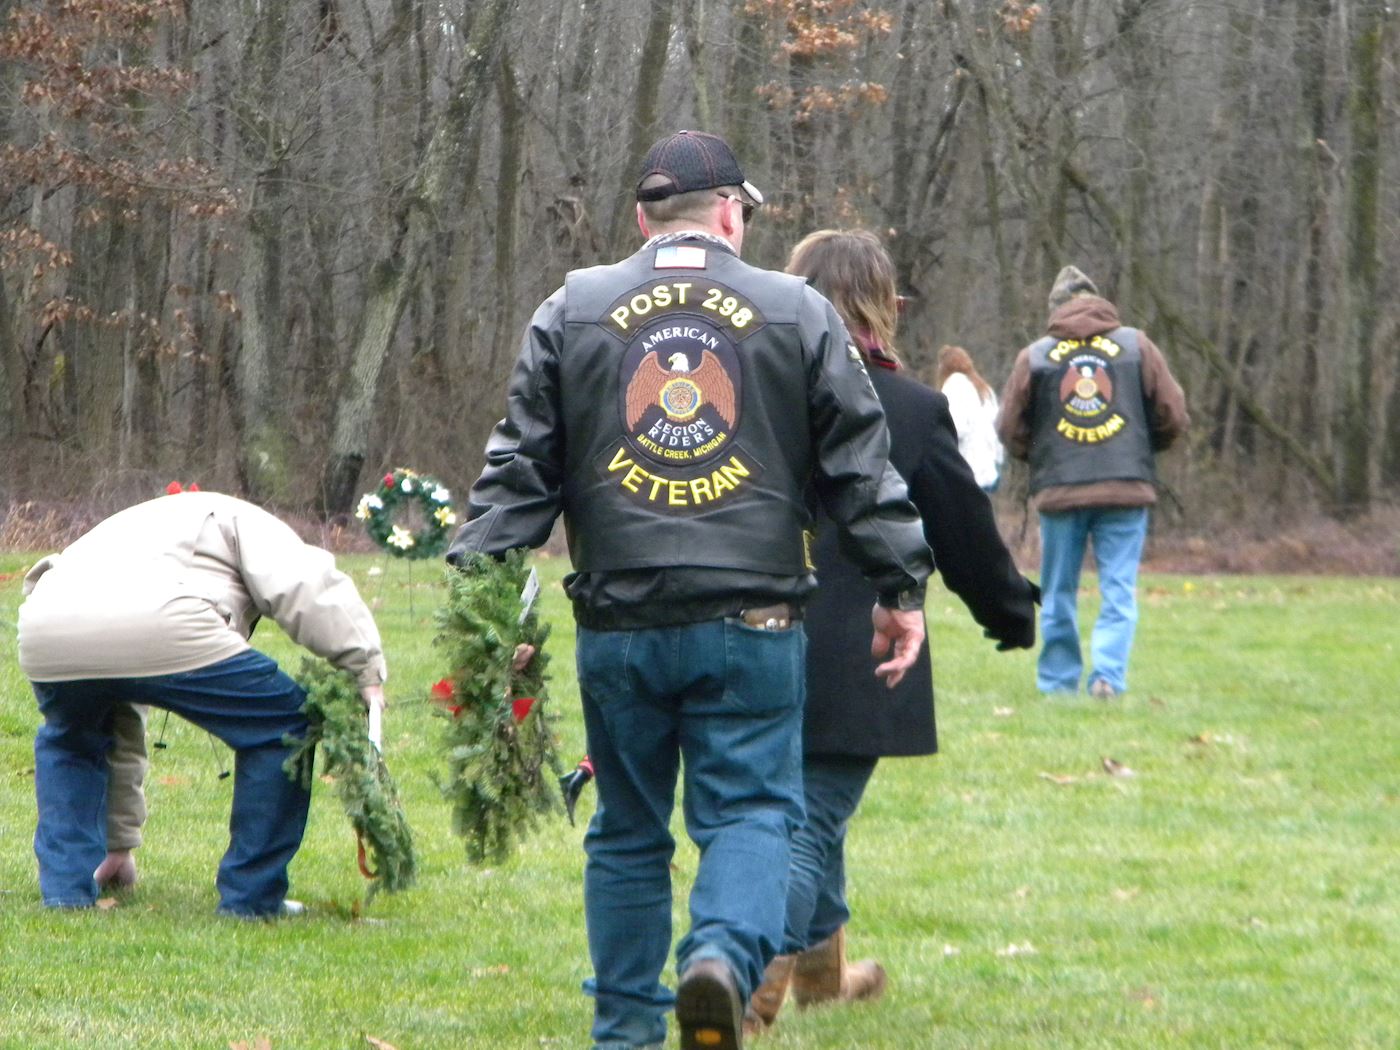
[{"left": 518, "top": 566, "right": 540, "bottom": 624}]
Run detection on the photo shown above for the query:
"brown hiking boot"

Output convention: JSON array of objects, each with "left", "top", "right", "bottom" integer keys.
[
  {"left": 743, "top": 954, "right": 796, "bottom": 1036},
  {"left": 677, "top": 957, "right": 744, "bottom": 1050},
  {"left": 791, "top": 927, "right": 888, "bottom": 1008}
]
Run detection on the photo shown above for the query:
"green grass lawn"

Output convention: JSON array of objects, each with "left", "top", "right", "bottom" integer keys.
[{"left": 1, "top": 552, "right": 1396, "bottom": 1049}]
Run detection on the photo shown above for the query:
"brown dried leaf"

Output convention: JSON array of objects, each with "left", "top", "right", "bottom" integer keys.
[
  {"left": 157, "top": 774, "right": 190, "bottom": 787},
  {"left": 1128, "top": 986, "right": 1159, "bottom": 1009},
  {"left": 365, "top": 1038, "right": 399, "bottom": 1050},
  {"left": 1101, "top": 757, "right": 1135, "bottom": 778},
  {"left": 470, "top": 964, "right": 510, "bottom": 977},
  {"left": 996, "top": 941, "right": 1037, "bottom": 957},
  {"left": 1038, "top": 771, "right": 1078, "bottom": 786},
  {"left": 96, "top": 897, "right": 118, "bottom": 910}
]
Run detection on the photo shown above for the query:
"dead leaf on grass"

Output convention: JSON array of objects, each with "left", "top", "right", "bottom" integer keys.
[
  {"left": 1101, "top": 756, "right": 1135, "bottom": 777},
  {"left": 157, "top": 774, "right": 190, "bottom": 787},
  {"left": 14, "top": 767, "right": 34, "bottom": 778},
  {"left": 366, "top": 1038, "right": 400, "bottom": 1050},
  {"left": 1012, "top": 885, "right": 1031, "bottom": 899},
  {"left": 996, "top": 942, "right": 1037, "bottom": 957},
  {"left": 1038, "top": 771, "right": 1079, "bottom": 786},
  {"left": 1112, "top": 887, "right": 1141, "bottom": 902},
  {"left": 1148, "top": 696, "right": 1166, "bottom": 708},
  {"left": 471, "top": 964, "right": 510, "bottom": 977},
  {"left": 229, "top": 1040, "right": 272, "bottom": 1050},
  {"left": 96, "top": 897, "right": 119, "bottom": 910},
  {"left": 1128, "top": 986, "right": 1159, "bottom": 1009},
  {"left": 319, "top": 774, "right": 337, "bottom": 784},
  {"left": 993, "top": 706, "right": 1015, "bottom": 718}
]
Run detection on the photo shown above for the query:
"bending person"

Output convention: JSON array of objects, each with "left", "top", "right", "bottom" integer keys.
[
  {"left": 18, "top": 489, "right": 386, "bottom": 918},
  {"left": 746, "top": 230, "right": 1038, "bottom": 1034}
]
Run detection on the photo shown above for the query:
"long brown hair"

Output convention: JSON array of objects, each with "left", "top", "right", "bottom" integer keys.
[
  {"left": 785, "top": 229, "right": 900, "bottom": 364},
  {"left": 936, "top": 344, "right": 994, "bottom": 402}
]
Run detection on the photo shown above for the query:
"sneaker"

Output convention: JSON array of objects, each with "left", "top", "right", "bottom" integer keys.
[
  {"left": 676, "top": 957, "right": 743, "bottom": 1050},
  {"left": 218, "top": 898, "right": 307, "bottom": 921},
  {"left": 1089, "top": 679, "right": 1118, "bottom": 700}
]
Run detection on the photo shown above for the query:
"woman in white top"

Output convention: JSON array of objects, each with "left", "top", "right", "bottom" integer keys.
[{"left": 936, "top": 344, "right": 1004, "bottom": 492}]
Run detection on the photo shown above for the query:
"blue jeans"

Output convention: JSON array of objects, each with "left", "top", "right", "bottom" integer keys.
[
  {"left": 32, "top": 649, "right": 311, "bottom": 915},
  {"left": 782, "top": 754, "right": 878, "bottom": 954},
  {"left": 1038, "top": 507, "right": 1149, "bottom": 694},
  {"left": 576, "top": 619, "right": 806, "bottom": 1049}
]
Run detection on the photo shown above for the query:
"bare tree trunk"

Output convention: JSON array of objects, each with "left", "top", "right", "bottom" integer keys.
[
  {"left": 232, "top": 0, "right": 290, "bottom": 501},
  {"left": 1294, "top": 0, "right": 1333, "bottom": 438},
  {"left": 681, "top": 0, "right": 712, "bottom": 130},
  {"left": 495, "top": 51, "right": 524, "bottom": 354},
  {"left": 1336, "top": 0, "right": 1386, "bottom": 512},
  {"left": 608, "top": 0, "right": 677, "bottom": 252},
  {"left": 321, "top": 0, "right": 516, "bottom": 516}
]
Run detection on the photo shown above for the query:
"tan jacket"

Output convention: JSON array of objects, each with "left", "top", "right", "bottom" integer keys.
[
  {"left": 997, "top": 296, "right": 1190, "bottom": 513},
  {"left": 19, "top": 492, "right": 386, "bottom": 687}
]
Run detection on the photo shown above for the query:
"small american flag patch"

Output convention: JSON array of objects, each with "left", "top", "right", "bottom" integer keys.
[{"left": 654, "top": 245, "right": 707, "bottom": 269}]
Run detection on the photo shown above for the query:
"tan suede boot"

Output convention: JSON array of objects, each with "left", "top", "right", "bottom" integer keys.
[
  {"left": 743, "top": 954, "right": 796, "bottom": 1036},
  {"left": 790, "top": 927, "right": 887, "bottom": 1008}
]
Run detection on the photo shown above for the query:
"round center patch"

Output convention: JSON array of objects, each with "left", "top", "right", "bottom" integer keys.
[
  {"left": 618, "top": 315, "right": 743, "bottom": 467},
  {"left": 1059, "top": 352, "right": 1115, "bottom": 419}
]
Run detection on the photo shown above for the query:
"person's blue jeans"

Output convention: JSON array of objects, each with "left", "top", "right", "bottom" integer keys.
[
  {"left": 32, "top": 649, "right": 312, "bottom": 916},
  {"left": 1038, "top": 507, "right": 1149, "bottom": 694},
  {"left": 782, "top": 753, "right": 878, "bottom": 954},
  {"left": 576, "top": 618, "right": 806, "bottom": 1050}
]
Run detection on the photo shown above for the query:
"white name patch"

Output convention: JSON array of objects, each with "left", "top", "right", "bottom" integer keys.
[{"left": 654, "top": 245, "right": 707, "bottom": 269}]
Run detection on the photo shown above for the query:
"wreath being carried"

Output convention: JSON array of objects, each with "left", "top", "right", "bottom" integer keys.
[
  {"left": 431, "top": 550, "right": 562, "bottom": 864},
  {"left": 356, "top": 467, "right": 457, "bottom": 560},
  {"left": 284, "top": 659, "right": 417, "bottom": 901}
]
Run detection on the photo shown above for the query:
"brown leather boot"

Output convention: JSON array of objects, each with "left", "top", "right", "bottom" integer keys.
[
  {"left": 742, "top": 954, "right": 795, "bottom": 1036},
  {"left": 790, "top": 927, "right": 887, "bottom": 1008}
]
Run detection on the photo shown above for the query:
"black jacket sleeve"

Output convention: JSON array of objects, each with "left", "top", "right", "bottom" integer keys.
[
  {"left": 801, "top": 289, "right": 934, "bottom": 605},
  {"left": 912, "top": 392, "right": 1036, "bottom": 648},
  {"left": 447, "top": 290, "right": 566, "bottom": 561}
]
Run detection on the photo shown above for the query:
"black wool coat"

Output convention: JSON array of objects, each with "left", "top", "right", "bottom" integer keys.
[{"left": 803, "top": 362, "right": 1036, "bottom": 758}]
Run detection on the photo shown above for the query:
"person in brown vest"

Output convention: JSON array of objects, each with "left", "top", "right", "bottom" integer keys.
[{"left": 997, "top": 266, "right": 1188, "bottom": 699}]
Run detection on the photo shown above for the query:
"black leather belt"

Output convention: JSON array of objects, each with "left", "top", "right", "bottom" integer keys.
[{"left": 739, "top": 602, "right": 800, "bottom": 630}]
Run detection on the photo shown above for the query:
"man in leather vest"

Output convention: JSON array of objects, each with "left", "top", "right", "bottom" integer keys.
[
  {"left": 447, "top": 130, "right": 933, "bottom": 1050},
  {"left": 998, "top": 266, "right": 1189, "bottom": 699}
]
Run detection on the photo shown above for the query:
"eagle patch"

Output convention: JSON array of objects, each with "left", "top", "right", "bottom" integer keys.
[{"left": 618, "top": 315, "right": 743, "bottom": 469}]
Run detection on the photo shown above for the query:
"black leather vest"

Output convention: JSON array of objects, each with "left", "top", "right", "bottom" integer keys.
[
  {"left": 558, "top": 243, "right": 816, "bottom": 575},
  {"left": 1027, "top": 327, "right": 1156, "bottom": 492}
]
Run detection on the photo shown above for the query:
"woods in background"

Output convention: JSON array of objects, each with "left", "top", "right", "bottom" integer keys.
[{"left": 0, "top": 0, "right": 1395, "bottom": 522}]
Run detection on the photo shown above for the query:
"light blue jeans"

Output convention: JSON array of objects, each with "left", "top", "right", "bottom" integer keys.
[
  {"left": 576, "top": 618, "right": 806, "bottom": 1049},
  {"left": 1038, "top": 507, "right": 1149, "bottom": 694}
]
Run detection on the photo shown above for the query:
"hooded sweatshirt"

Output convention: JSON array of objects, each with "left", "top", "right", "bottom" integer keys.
[{"left": 997, "top": 295, "right": 1189, "bottom": 513}]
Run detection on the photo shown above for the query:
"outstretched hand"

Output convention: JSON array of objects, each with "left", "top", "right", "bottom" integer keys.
[{"left": 870, "top": 604, "right": 926, "bottom": 689}]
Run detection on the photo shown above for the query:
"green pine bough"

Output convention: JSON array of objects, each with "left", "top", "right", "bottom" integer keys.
[
  {"left": 284, "top": 659, "right": 417, "bottom": 899},
  {"left": 432, "top": 550, "right": 562, "bottom": 865}
]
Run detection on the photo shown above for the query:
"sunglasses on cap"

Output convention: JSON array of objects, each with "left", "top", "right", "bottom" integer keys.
[{"left": 716, "top": 193, "right": 756, "bottom": 223}]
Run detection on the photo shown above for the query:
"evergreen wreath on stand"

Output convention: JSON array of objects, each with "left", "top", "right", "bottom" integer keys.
[
  {"left": 356, "top": 467, "right": 457, "bottom": 559},
  {"left": 284, "top": 659, "right": 417, "bottom": 900},
  {"left": 431, "top": 549, "right": 562, "bottom": 864}
]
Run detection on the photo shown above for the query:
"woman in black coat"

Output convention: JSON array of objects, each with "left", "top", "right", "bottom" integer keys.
[{"left": 746, "top": 230, "right": 1038, "bottom": 1032}]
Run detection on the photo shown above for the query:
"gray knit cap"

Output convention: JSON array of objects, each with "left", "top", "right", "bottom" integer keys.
[{"left": 1047, "top": 265, "right": 1098, "bottom": 312}]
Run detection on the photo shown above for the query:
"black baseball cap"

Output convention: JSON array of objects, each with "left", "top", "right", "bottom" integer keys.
[{"left": 636, "top": 130, "right": 764, "bottom": 206}]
